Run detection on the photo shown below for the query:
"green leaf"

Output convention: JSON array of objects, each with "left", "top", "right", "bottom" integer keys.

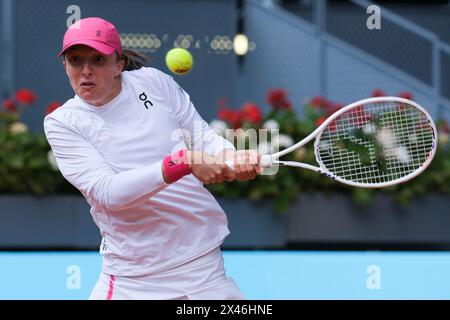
[{"left": 351, "top": 188, "right": 374, "bottom": 206}]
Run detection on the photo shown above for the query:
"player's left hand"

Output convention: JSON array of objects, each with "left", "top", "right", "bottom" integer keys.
[
  {"left": 216, "top": 149, "right": 262, "bottom": 181},
  {"left": 225, "top": 150, "right": 262, "bottom": 181}
]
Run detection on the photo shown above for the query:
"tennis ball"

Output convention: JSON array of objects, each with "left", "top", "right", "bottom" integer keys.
[{"left": 165, "top": 48, "right": 193, "bottom": 75}]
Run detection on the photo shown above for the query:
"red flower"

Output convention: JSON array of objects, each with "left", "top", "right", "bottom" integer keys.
[
  {"left": 310, "top": 96, "right": 327, "bottom": 108},
  {"left": 328, "top": 119, "right": 337, "bottom": 132},
  {"left": 15, "top": 88, "right": 36, "bottom": 105},
  {"left": 218, "top": 106, "right": 242, "bottom": 129},
  {"left": 324, "top": 102, "right": 343, "bottom": 117},
  {"left": 398, "top": 91, "right": 413, "bottom": 100},
  {"left": 241, "top": 103, "right": 262, "bottom": 124},
  {"left": 218, "top": 106, "right": 231, "bottom": 121},
  {"left": 439, "top": 120, "right": 450, "bottom": 134},
  {"left": 353, "top": 105, "right": 364, "bottom": 114},
  {"left": 228, "top": 110, "right": 243, "bottom": 129},
  {"left": 372, "top": 89, "right": 386, "bottom": 97},
  {"left": 315, "top": 117, "right": 337, "bottom": 131},
  {"left": 315, "top": 117, "right": 326, "bottom": 127},
  {"left": 350, "top": 105, "right": 372, "bottom": 127},
  {"left": 266, "top": 89, "right": 292, "bottom": 111},
  {"left": 3, "top": 99, "right": 16, "bottom": 112},
  {"left": 46, "top": 102, "right": 62, "bottom": 115},
  {"left": 310, "top": 96, "right": 343, "bottom": 117}
]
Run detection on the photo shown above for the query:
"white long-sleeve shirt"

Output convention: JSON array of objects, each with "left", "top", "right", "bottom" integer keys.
[{"left": 44, "top": 67, "right": 235, "bottom": 276}]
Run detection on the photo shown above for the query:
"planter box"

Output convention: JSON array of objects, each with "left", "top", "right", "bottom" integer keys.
[
  {"left": 1, "top": 194, "right": 449, "bottom": 250},
  {"left": 0, "top": 195, "right": 100, "bottom": 249},
  {"left": 218, "top": 198, "right": 287, "bottom": 249},
  {"left": 0, "top": 195, "right": 287, "bottom": 249},
  {"left": 287, "top": 194, "right": 450, "bottom": 248}
]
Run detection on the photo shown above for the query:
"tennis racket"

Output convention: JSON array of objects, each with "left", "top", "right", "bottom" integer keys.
[{"left": 227, "top": 96, "right": 438, "bottom": 188}]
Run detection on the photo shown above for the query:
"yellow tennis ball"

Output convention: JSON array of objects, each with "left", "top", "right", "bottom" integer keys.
[{"left": 165, "top": 48, "right": 193, "bottom": 75}]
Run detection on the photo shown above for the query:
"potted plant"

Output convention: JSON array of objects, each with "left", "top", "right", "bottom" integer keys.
[
  {"left": 0, "top": 90, "right": 100, "bottom": 249},
  {"left": 1, "top": 88, "right": 449, "bottom": 249}
]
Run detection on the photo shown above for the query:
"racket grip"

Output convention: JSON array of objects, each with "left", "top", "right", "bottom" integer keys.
[
  {"left": 225, "top": 160, "right": 234, "bottom": 170},
  {"left": 224, "top": 155, "right": 273, "bottom": 171},
  {"left": 260, "top": 154, "right": 273, "bottom": 168}
]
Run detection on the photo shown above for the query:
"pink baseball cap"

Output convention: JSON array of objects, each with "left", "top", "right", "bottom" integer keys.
[{"left": 58, "top": 17, "right": 123, "bottom": 57}]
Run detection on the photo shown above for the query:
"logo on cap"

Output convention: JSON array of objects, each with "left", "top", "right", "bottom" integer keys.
[{"left": 96, "top": 30, "right": 101, "bottom": 37}]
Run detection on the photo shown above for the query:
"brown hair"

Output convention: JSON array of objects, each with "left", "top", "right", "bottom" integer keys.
[{"left": 119, "top": 50, "right": 151, "bottom": 71}]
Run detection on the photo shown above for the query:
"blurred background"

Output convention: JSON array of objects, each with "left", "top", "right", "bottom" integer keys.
[{"left": 1, "top": 0, "right": 450, "bottom": 299}]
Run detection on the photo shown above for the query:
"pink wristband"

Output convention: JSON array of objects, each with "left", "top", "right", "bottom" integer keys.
[{"left": 163, "top": 149, "right": 191, "bottom": 183}]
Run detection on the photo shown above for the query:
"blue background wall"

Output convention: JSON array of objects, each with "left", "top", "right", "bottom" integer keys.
[
  {"left": 236, "top": 0, "right": 447, "bottom": 120},
  {"left": 3, "top": 0, "right": 449, "bottom": 132},
  {"left": 4, "top": 0, "right": 238, "bottom": 131}
]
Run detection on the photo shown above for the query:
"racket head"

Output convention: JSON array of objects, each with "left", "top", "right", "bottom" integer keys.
[{"left": 313, "top": 96, "right": 438, "bottom": 188}]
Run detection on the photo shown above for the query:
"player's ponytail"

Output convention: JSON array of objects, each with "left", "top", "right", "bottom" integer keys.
[{"left": 120, "top": 50, "right": 151, "bottom": 71}]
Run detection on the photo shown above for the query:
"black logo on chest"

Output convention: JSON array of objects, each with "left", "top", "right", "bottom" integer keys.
[{"left": 139, "top": 92, "right": 154, "bottom": 109}]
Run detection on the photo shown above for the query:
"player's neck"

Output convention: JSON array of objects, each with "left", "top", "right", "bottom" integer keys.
[{"left": 91, "top": 77, "right": 122, "bottom": 107}]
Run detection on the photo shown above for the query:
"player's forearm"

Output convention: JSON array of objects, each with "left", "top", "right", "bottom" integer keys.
[{"left": 99, "top": 161, "right": 168, "bottom": 211}]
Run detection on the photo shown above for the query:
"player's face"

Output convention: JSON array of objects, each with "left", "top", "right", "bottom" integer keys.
[{"left": 63, "top": 45, "right": 124, "bottom": 106}]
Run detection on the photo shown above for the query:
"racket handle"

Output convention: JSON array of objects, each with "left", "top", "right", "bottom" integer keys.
[
  {"left": 260, "top": 155, "right": 273, "bottom": 168},
  {"left": 225, "top": 160, "right": 234, "bottom": 170},
  {"left": 224, "top": 155, "right": 273, "bottom": 171}
]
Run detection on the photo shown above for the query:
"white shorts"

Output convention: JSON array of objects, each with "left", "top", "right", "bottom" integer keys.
[{"left": 89, "top": 247, "right": 245, "bottom": 300}]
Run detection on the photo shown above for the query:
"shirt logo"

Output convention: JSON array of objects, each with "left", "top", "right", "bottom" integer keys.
[{"left": 139, "top": 92, "right": 154, "bottom": 109}]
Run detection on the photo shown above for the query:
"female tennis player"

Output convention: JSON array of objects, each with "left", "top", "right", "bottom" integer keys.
[{"left": 44, "top": 17, "right": 261, "bottom": 300}]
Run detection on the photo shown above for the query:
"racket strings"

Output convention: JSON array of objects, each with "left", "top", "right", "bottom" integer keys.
[{"left": 316, "top": 101, "right": 435, "bottom": 184}]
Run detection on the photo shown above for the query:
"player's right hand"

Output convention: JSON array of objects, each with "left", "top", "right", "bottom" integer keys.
[{"left": 187, "top": 151, "right": 236, "bottom": 184}]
